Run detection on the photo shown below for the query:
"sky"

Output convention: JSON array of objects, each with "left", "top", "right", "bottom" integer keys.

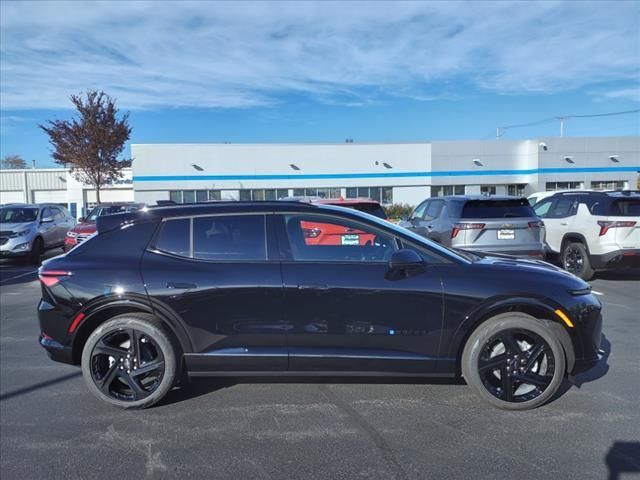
[{"left": 1, "top": 0, "right": 639, "bottom": 167}]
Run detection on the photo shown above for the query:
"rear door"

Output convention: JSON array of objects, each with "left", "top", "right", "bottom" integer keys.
[{"left": 141, "top": 213, "right": 288, "bottom": 373}]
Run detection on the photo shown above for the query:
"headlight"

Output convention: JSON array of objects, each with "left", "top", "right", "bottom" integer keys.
[{"left": 9, "top": 229, "right": 32, "bottom": 238}]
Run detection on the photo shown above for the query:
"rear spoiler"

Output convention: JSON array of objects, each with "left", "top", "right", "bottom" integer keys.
[{"left": 96, "top": 211, "right": 151, "bottom": 234}]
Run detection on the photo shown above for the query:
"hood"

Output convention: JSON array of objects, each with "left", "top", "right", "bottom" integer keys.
[
  {"left": 70, "top": 222, "right": 97, "bottom": 234},
  {"left": 469, "top": 251, "right": 589, "bottom": 289},
  {"left": 0, "top": 221, "right": 37, "bottom": 232}
]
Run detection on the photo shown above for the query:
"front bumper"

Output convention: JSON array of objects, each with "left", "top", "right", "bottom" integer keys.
[
  {"left": 0, "top": 236, "right": 33, "bottom": 256},
  {"left": 590, "top": 249, "right": 640, "bottom": 270}
]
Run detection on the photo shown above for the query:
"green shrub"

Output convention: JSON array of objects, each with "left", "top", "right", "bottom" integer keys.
[{"left": 383, "top": 203, "right": 414, "bottom": 221}]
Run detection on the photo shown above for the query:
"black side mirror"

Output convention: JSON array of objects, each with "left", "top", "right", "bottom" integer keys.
[
  {"left": 389, "top": 249, "right": 425, "bottom": 271},
  {"left": 78, "top": 217, "right": 85, "bottom": 223}
]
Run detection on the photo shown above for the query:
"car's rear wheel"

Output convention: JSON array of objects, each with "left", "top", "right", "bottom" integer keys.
[
  {"left": 29, "top": 237, "right": 44, "bottom": 265},
  {"left": 81, "top": 313, "right": 177, "bottom": 409},
  {"left": 562, "top": 241, "right": 594, "bottom": 280},
  {"left": 462, "top": 313, "right": 566, "bottom": 410}
]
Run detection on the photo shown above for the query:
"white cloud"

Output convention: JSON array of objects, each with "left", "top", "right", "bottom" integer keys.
[{"left": 0, "top": 1, "right": 638, "bottom": 110}]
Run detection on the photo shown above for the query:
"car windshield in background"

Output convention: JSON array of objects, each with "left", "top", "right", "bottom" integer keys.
[
  {"left": 87, "top": 205, "right": 138, "bottom": 222},
  {"left": 462, "top": 199, "right": 536, "bottom": 219},
  {"left": 0, "top": 207, "right": 39, "bottom": 223}
]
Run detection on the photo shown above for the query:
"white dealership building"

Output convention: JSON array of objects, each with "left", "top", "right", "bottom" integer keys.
[{"left": 1, "top": 136, "right": 638, "bottom": 218}]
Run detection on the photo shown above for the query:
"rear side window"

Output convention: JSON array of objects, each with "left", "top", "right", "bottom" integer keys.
[
  {"left": 193, "top": 215, "right": 266, "bottom": 261},
  {"left": 609, "top": 199, "right": 640, "bottom": 216},
  {"left": 155, "top": 218, "right": 190, "bottom": 257},
  {"left": 425, "top": 200, "right": 444, "bottom": 219},
  {"left": 462, "top": 199, "right": 535, "bottom": 219}
]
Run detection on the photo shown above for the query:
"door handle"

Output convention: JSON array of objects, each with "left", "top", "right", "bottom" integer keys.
[
  {"left": 296, "top": 284, "right": 329, "bottom": 290},
  {"left": 560, "top": 222, "right": 568, "bottom": 226},
  {"left": 166, "top": 282, "right": 197, "bottom": 290},
  {"left": 427, "top": 224, "right": 435, "bottom": 230}
]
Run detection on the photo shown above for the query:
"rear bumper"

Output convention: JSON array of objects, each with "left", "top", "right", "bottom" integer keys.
[
  {"left": 590, "top": 249, "right": 640, "bottom": 270},
  {"left": 39, "top": 333, "right": 74, "bottom": 364},
  {"left": 461, "top": 245, "right": 546, "bottom": 259}
]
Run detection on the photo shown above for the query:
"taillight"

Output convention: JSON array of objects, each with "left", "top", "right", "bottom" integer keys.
[
  {"left": 597, "top": 220, "right": 636, "bottom": 236},
  {"left": 38, "top": 269, "right": 72, "bottom": 287},
  {"left": 528, "top": 220, "right": 544, "bottom": 228},
  {"left": 451, "top": 223, "right": 485, "bottom": 238},
  {"left": 302, "top": 227, "right": 321, "bottom": 238}
]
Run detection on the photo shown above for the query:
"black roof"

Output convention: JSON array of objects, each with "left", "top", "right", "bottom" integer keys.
[{"left": 97, "top": 201, "right": 324, "bottom": 233}]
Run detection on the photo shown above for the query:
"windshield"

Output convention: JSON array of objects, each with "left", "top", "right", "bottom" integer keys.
[
  {"left": 0, "top": 207, "right": 39, "bottom": 223},
  {"left": 462, "top": 199, "right": 536, "bottom": 219},
  {"left": 319, "top": 204, "right": 470, "bottom": 263},
  {"left": 86, "top": 205, "right": 139, "bottom": 222}
]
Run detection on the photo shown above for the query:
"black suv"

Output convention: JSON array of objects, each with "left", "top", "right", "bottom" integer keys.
[{"left": 38, "top": 202, "right": 603, "bottom": 410}]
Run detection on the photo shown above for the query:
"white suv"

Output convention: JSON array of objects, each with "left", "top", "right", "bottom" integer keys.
[{"left": 532, "top": 191, "right": 640, "bottom": 279}]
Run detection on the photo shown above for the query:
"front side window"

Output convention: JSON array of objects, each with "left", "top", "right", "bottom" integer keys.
[
  {"left": 193, "top": 215, "right": 266, "bottom": 261},
  {"left": 548, "top": 197, "right": 577, "bottom": 218},
  {"left": 284, "top": 214, "right": 396, "bottom": 262},
  {"left": 533, "top": 199, "right": 553, "bottom": 218},
  {"left": 425, "top": 200, "right": 444, "bottom": 220},
  {"left": 412, "top": 201, "right": 429, "bottom": 220}
]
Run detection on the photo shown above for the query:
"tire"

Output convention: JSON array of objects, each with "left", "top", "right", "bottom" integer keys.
[
  {"left": 81, "top": 313, "right": 178, "bottom": 409},
  {"left": 29, "top": 237, "right": 44, "bottom": 265},
  {"left": 561, "top": 241, "right": 594, "bottom": 280},
  {"left": 462, "top": 313, "right": 566, "bottom": 410}
]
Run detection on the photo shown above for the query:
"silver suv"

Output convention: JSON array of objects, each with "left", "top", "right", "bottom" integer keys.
[
  {"left": 0, "top": 204, "right": 75, "bottom": 263},
  {"left": 400, "top": 196, "right": 546, "bottom": 258}
]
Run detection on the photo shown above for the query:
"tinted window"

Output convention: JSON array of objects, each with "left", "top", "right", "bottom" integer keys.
[
  {"left": 461, "top": 199, "right": 535, "bottom": 219},
  {"left": 548, "top": 197, "right": 577, "bottom": 218},
  {"left": 284, "top": 214, "right": 395, "bottom": 262},
  {"left": 609, "top": 199, "right": 640, "bottom": 216},
  {"left": 155, "top": 218, "right": 190, "bottom": 257},
  {"left": 425, "top": 200, "right": 444, "bottom": 219},
  {"left": 193, "top": 215, "right": 266, "bottom": 261}
]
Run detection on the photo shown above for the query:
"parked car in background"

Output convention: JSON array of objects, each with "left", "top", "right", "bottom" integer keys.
[
  {"left": 532, "top": 191, "right": 640, "bottom": 279},
  {"left": 64, "top": 202, "right": 145, "bottom": 251},
  {"left": 38, "top": 201, "right": 603, "bottom": 410},
  {"left": 400, "top": 196, "right": 546, "bottom": 259},
  {"left": 0, "top": 204, "right": 75, "bottom": 263},
  {"left": 281, "top": 197, "right": 387, "bottom": 246}
]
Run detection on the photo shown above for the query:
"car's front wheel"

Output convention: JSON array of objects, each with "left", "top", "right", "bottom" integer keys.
[
  {"left": 462, "top": 313, "right": 566, "bottom": 410},
  {"left": 81, "top": 313, "right": 178, "bottom": 409}
]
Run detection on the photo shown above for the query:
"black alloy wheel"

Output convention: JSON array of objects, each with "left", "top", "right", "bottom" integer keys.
[
  {"left": 90, "top": 329, "right": 165, "bottom": 402},
  {"left": 562, "top": 242, "right": 594, "bottom": 280},
  {"left": 462, "top": 313, "right": 566, "bottom": 410},
  {"left": 81, "top": 314, "right": 177, "bottom": 409},
  {"left": 478, "top": 329, "right": 554, "bottom": 403}
]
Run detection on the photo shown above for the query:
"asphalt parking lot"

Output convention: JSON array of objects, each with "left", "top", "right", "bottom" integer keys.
[{"left": 1, "top": 256, "right": 639, "bottom": 479}]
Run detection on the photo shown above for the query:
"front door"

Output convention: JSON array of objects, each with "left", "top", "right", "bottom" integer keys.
[
  {"left": 142, "top": 213, "right": 287, "bottom": 373},
  {"left": 276, "top": 212, "right": 444, "bottom": 374}
]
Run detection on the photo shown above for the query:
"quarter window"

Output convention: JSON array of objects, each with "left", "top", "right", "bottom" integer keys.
[
  {"left": 284, "top": 214, "right": 396, "bottom": 262},
  {"left": 193, "top": 215, "right": 266, "bottom": 261},
  {"left": 155, "top": 218, "right": 190, "bottom": 257}
]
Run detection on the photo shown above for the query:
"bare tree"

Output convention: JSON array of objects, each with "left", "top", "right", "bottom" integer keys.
[
  {"left": 40, "top": 90, "right": 131, "bottom": 203},
  {"left": 1, "top": 154, "right": 27, "bottom": 169}
]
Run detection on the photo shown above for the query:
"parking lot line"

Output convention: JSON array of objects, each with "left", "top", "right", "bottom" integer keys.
[{"left": 0, "top": 270, "right": 38, "bottom": 285}]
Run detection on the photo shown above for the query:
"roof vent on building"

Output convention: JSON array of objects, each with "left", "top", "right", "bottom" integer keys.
[
  {"left": 472, "top": 158, "right": 484, "bottom": 167},
  {"left": 191, "top": 164, "right": 204, "bottom": 171},
  {"left": 289, "top": 164, "right": 301, "bottom": 171},
  {"left": 609, "top": 155, "right": 620, "bottom": 163},
  {"left": 564, "top": 156, "right": 575, "bottom": 164}
]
